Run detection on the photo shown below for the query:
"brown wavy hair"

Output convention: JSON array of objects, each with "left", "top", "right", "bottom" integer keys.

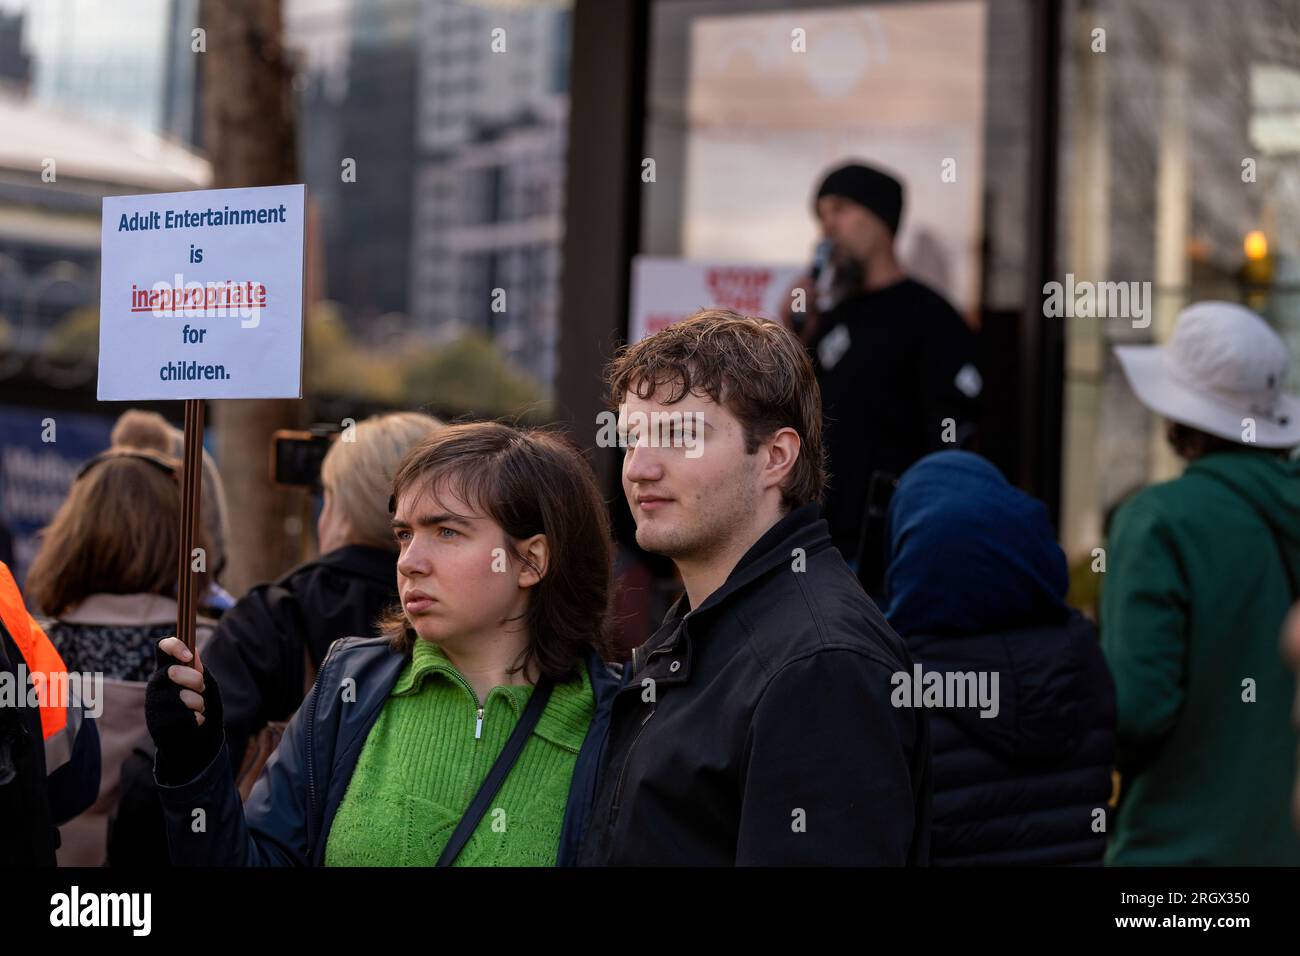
[
  {"left": 379, "top": 422, "right": 613, "bottom": 680},
  {"left": 604, "top": 308, "right": 827, "bottom": 510},
  {"left": 27, "top": 451, "right": 209, "bottom": 617}
]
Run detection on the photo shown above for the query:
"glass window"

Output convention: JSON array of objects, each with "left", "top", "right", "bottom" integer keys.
[
  {"left": 286, "top": 0, "right": 571, "bottom": 417},
  {"left": 643, "top": 0, "right": 1010, "bottom": 320},
  {"left": 641, "top": 0, "right": 1040, "bottom": 485},
  {"left": 1058, "top": 0, "right": 1300, "bottom": 573}
]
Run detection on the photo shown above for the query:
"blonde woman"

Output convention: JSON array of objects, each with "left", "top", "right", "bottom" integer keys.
[{"left": 202, "top": 412, "right": 443, "bottom": 771}]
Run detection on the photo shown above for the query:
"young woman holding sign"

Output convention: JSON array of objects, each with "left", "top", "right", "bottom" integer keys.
[{"left": 145, "top": 422, "right": 618, "bottom": 866}]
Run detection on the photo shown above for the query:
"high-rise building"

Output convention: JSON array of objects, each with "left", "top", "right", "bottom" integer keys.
[
  {"left": 0, "top": 9, "right": 31, "bottom": 91},
  {"left": 23, "top": 0, "right": 202, "bottom": 148},
  {"left": 409, "top": 0, "right": 572, "bottom": 395},
  {"left": 291, "top": 0, "right": 418, "bottom": 333},
  {"left": 161, "top": 0, "right": 202, "bottom": 148}
]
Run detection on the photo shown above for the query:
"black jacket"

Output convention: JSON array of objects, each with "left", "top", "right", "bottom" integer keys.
[
  {"left": 909, "top": 613, "right": 1115, "bottom": 865},
  {"left": 204, "top": 544, "right": 398, "bottom": 763},
  {"left": 1, "top": 620, "right": 58, "bottom": 866},
  {"left": 156, "top": 637, "right": 620, "bottom": 866},
  {"left": 809, "top": 278, "right": 980, "bottom": 591},
  {"left": 578, "top": 504, "right": 931, "bottom": 865},
  {"left": 107, "top": 545, "right": 398, "bottom": 866},
  {"left": 883, "top": 451, "right": 1115, "bottom": 865},
  {"left": 0, "top": 617, "right": 100, "bottom": 865}
]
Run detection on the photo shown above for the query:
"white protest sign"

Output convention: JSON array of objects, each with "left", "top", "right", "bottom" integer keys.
[
  {"left": 628, "top": 255, "right": 803, "bottom": 343},
  {"left": 98, "top": 183, "right": 306, "bottom": 400}
]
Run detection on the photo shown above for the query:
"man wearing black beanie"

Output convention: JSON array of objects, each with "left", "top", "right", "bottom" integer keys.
[{"left": 781, "top": 160, "right": 982, "bottom": 596}]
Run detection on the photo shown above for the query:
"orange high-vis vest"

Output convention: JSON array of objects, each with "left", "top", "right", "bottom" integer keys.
[{"left": 0, "top": 561, "right": 69, "bottom": 742}]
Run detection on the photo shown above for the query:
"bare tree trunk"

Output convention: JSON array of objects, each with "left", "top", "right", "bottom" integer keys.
[{"left": 199, "top": 0, "right": 307, "bottom": 596}]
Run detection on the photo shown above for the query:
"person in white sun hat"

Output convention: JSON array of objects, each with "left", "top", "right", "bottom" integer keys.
[
  {"left": 1115, "top": 300, "right": 1300, "bottom": 452},
  {"left": 1102, "top": 300, "right": 1300, "bottom": 865}
]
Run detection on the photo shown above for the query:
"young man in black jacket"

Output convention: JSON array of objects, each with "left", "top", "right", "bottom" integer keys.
[{"left": 579, "top": 309, "right": 931, "bottom": 865}]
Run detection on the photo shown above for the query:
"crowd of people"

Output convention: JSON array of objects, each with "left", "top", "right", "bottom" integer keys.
[{"left": 2, "top": 162, "right": 1299, "bottom": 867}]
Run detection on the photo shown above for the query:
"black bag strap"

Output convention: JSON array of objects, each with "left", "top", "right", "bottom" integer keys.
[
  {"left": 436, "top": 677, "right": 554, "bottom": 867},
  {"left": 853, "top": 468, "right": 899, "bottom": 591}
]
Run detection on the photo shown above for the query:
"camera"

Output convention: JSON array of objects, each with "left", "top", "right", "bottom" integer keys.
[{"left": 269, "top": 425, "right": 341, "bottom": 490}]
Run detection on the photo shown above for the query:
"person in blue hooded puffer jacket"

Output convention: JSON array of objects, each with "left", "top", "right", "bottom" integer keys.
[{"left": 883, "top": 450, "right": 1115, "bottom": 865}]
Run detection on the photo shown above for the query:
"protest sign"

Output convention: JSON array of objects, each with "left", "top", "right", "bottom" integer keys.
[
  {"left": 97, "top": 183, "right": 307, "bottom": 651},
  {"left": 628, "top": 255, "right": 803, "bottom": 343},
  {"left": 98, "top": 183, "right": 306, "bottom": 401}
]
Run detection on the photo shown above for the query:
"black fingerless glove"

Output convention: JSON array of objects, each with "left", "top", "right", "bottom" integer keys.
[{"left": 146, "top": 644, "right": 224, "bottom": 786}]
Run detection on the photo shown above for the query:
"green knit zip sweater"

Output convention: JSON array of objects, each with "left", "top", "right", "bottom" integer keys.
[{"left": 324, "top": 638, "right": 594, "bottom": 866}]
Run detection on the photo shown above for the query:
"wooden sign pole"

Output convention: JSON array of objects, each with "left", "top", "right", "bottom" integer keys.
[{"left": 176, "top": 398, "right": 205, "bottom": 656}]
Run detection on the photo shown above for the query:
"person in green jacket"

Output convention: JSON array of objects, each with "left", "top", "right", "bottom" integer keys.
[
  {"left": 149, "top": 421, "right": 616, "bottom": 866},
  {"left": 1104, "top": 301, "right": 1300, "bottom": 865}
]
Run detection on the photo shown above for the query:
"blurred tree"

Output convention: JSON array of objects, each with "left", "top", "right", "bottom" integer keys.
[
  {"left": 44, "top": 306, "right": 98, "bottom": 363},
  {"left": 306, "top": 301, "right": 405, "bottom": 404},
  {"left": 201, "top": 0, "right": 308, "bottom": 596},
  {"left": 402, "top": 334, "right": 548, "bottom": 421}
]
